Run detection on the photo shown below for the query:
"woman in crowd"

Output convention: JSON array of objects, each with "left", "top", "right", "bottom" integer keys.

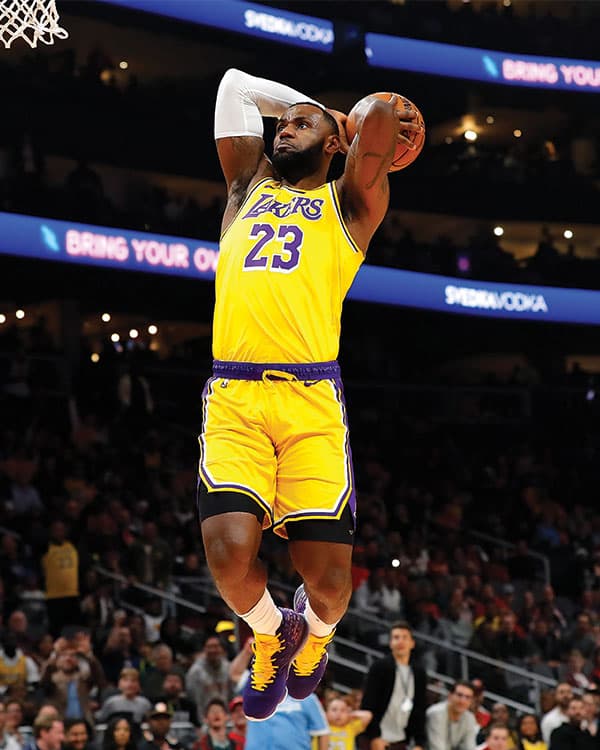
[
  {"left": 102, "top": 717, "right": 137, "bottom": 750},
  {"left": 517, "top": 714, "right": 547, "bottom": 750}
]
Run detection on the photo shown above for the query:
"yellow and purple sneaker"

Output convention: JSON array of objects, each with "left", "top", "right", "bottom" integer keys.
[
  {"left": 287, "top": 584, "right": 335, "bottom": 700},
  {"left": 243, "top": 607, "right": 308, "bottom": 721}
]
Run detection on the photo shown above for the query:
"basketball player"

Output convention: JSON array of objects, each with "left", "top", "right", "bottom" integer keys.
[{"left": 198, "top": 68, "right": 423, "bottom": 722}]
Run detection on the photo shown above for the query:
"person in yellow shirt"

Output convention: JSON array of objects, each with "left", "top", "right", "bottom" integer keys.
[
  {"left": 41, "top": 520, "right": 80, "bottom": 636},
  {"left": 325, "top": 696, "right": 372, "bottom": 750}
]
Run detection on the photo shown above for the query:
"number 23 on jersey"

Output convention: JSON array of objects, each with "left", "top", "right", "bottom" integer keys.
[{"left": 243, "top": 223, "right": 303, "bottom": 272}]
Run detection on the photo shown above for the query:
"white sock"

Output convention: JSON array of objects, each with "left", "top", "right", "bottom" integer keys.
[
  {"left": 238, "top": 590, "right": 282, "bottom": 635},
  {"left": 305, "top": 600, "right": 337, "bottom": 638}
]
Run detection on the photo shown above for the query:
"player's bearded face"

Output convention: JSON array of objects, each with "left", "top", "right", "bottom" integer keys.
[{"left": 272, "top": 137, "right": 326, "bottom": 181}]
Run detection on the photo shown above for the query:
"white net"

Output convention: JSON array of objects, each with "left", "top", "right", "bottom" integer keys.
[{"left": 0, "top": 0, "right": 68, "bottom": 49}]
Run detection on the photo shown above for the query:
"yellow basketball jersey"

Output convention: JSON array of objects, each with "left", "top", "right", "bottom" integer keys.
[{"left": 213, "top": 179, "right": 364, "bottom": 363}]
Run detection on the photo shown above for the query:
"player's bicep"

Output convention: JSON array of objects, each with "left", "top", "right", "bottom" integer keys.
[{"left": 216, "top": 135, "right": 268, "bottom": 193}]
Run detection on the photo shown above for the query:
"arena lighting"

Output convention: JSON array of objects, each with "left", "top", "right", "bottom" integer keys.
[
  {"left": 129, "top": 328, "right": 139, "bottom": 339},
  {"left": 110, "top": 333, "right": 120, "bottom": 343},
  {"left": 513, "top": 129, "right": 523, "bottom": 138},
  {"left": 15, "top": 309, "right": 24, "bottom": 319},
  {"left": 91, "top": 353, "right": 100, "bottom": 363},
  {"left": 503, "top": 0, "right": 511, "bottom": 6},
  {"left": 486, "top": 115, "right": 495, "bottom": 124},
  {"left": 0, "top": 314, "right": 5, "bottom": 324},
  {"left": 392, "top": 559, "right": 400, "bottom": 568},
  {"left": 119, "top": 61, "right": 128, "bottom": 70},
  {"left": 101, "top": 312, "right": 111, "bottom": 322},
  {"left": 493, "top": 226, "right": 504, "bottom": 237},
  {"left": 444, "top": 136, "right": 453, "bottom": 144},
  {"left": 147, "top": 324, "right": 158, "bottom": 335},
  {"left": 564, "top": 230, "right": 574, "bottom": 239},
  {"left": 464, "top": 129, "right": 478, "bottom": 142}
]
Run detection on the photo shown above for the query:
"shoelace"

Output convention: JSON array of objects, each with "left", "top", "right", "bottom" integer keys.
[
  {"left": 292, "top": 632, "right": 334, "bottom": 677},
  {"left": 250, "top": 634, "right": 284, "bottom": 691}
]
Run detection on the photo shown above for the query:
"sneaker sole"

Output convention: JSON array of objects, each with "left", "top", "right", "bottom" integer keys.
[{"left": 244, "top": 688, "right": 288, "bottom": 722}]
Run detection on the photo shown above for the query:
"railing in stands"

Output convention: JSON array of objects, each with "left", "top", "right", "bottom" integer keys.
[{"left": 95, "top": 567, "right": 559, "bottom": 714}]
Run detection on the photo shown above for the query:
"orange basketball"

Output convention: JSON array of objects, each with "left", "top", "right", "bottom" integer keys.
[{"left": 345, "top": 91, "right": 425, "bottom": 172}]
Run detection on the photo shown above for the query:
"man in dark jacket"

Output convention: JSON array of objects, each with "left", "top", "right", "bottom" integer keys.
[
  {"left": 361, "top": 621, "right": 426, "bottom": 750},
  {"left": 550, "top": 697, "right": 597, "bottom": 750}
]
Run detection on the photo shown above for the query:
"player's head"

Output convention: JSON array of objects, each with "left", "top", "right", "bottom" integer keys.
[
  {"left": 272, "top": 103, "right": 340, "bottom": 183},
  {"left": 326, "top": 697, "right": 351, "bottom": 727}
]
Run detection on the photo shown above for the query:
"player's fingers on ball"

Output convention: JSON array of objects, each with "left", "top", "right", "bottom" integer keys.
[{"left": 397, "top": 135, "right": 418, "bottom": 150}]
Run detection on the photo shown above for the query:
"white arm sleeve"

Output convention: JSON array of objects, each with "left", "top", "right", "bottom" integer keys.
[{"left": 214, "top": 68, "right": 323, "bottom": 140}]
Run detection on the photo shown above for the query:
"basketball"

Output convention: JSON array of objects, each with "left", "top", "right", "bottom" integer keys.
[{"left": 345, "top": 92, "right": 426, "bottom": 172}]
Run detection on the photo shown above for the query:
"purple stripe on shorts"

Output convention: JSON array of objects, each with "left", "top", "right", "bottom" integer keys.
[
  {"left": 333, "top": 377, "right": 357, "bottom": 523},
  {"left": 212, "top": 360, "right": 340, "bottom": 381}
]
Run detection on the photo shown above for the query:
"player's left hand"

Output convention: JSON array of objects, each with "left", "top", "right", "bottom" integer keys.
[{"left": 327, "top": 108, "right": 350, "bottom": 154}]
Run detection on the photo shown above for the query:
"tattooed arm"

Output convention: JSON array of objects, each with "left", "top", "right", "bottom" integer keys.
[{"left": 336, "top": 95, "right": 419, "bottom": 254}]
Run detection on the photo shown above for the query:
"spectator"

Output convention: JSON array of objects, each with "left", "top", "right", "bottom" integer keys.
[
  {"left": 159, "top": 672, "right": 198, "bottom": 726},
  {"left": 185, "top": 636, "right": 233, "bottom": 716},
  {"left": 193, "top": 699, "right": 234, "bottom": 750},
  {"left": 4, "top": 700, "right": 25, "bottom": 747},
  {"left": 101, "top": 622, "right": 140, "bottom": 685},
  {"left": 139, "top": 702, "right": 184, "bottom": 750},
  {"left": 561, "top": 615, "right": 596, "bottom": 660},
  {"left": 548, "top": 698, "right": 594, "bottom": 750},
  {"left": 227, "top": 697, "right": 246, "bottom": 750},
  {"left": 361, "top": 621, "right": 427, "bottom": 750},
  {"left": 487, "top": 705, "right": 518, "bottom": 750},
  {"left": 325, "top": 696, "right": 372, "bottom": 750},
  {"left": 127, "top": 524, "right": 171, "bottom": 589},
  {"left": 541, "top": 684, "right": 573, "bottom": 744},
  {"left": 588, "top": 649, "right": 600, "bottom": 685},
  {"left": 560, "top": 651, "right": 592, "bottom": 690},
  {"left": 470, "top": 679, "right": 491, "bottom": 730},
  {"left": 95, "top": 667, "right": 152, "bottom": 727},
  {"left": 480, "top": 724, "right": 512, "bottom": 750},
  {"left": 40, "top": 643, "right": 101, "bottom": 727},
  {"left": 32, "top": 716, "right": 64, "bottom": 750},
  {"left": 517, "top": 714, "right": 547, "bottom": 750},
  {"left": 63, "top": 720, "right": 93, "bottom": 750},
  {"left": 6, "top": 611, "right": 34, "bottom": 654},
  {"left": 244, "top": 694, "right": 328, "bottom": 750},
  {"left": 582, "top": 693, "right": 599, "bottom": 738},
  {"left": 425, "top": 681, "right": 478, "bottom": 750},
  {"left": 141, "top": 645, "right": 183, "bottom": 704},
  {"left": 0, "top": 702, "right": 20, "bottom": 750},
  {"left": 0, "top": 632, "right": 40, "bottom": 695},
  {"left": 41, "top": 521, "right": 80, "bottom": 637},
  {"left": 102, "top": 717, "right": 137, "bottom": 750}
]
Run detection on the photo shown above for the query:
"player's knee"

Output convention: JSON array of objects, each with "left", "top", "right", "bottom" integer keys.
[
  {"left": 303, "top": 564, "right": 352, "bottom": 608},
  {"left": 202, "top": 526, "right": 257, "bottom": 583}
]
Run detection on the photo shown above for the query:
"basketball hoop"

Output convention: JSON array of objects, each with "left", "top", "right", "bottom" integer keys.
[{"left": 0, "top": 0, "right": 68, "bottom": 49}]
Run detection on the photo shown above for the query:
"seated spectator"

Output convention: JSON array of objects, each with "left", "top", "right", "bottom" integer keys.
[
  {"left": 517, "top": 714, "right": 547, "bottom": 750},
  {"left": 139, "top": 702, "right": 184, "bottom": 750},
  {"left": 325, "top": 695, "right": 372, "bottom": 750},
  {"left": 0, "top": 632, "right": 40, "bottom": 696},
  {"left": 0, "top": 702, "right": 20, "bottom": 750},
  {"left": 185, "top": 636, "right": 233, "bottom": 716},
  {"left": 32, "top": 715, "right": 64, "bottom": 750},
  {"left": 158, "top": 672, "right": 198, "bottom": 726},
  {"left": 140, "top": 645, "right": 183, "bottom": 704},
  {"left": 560, "top": 650, "right": 592, "bottom": 690},
  {"left": 561, "top": 614, "right": 596, "bottom": 660},
  {"left": 227, "top": 697, "right": 246, "bottom": 750},
  {"left": 480, "top": 723, "right": 511, "bottom": 750},
  {"left": 587, "top": 648, "right": 600, "bottom": 684},
  {"left": 102, "top": 717, "right": 137, "bottom": 750},
  {"left": 541, "top": 684, "right": 573, "bottom": 744},
  {"left": 193, "top": 699, "right": 234, "bottom": 750},
  {"left": 6, "top": 612, "right": 35, "bottom": 655},
  {"left": 582, "top": 692, "right": 599, "bottom": 737},
  {"left": 486, "top": 705, "right": 517, "bottom": 750},
  {"left": 95, "top": 667, "right": 151, "bottom": 727},
  {"left": 471, "top": 680, "right": 491, "bottom": 730},
  {"left": 63, "top": 719, "right": 93, "bottom": 750},
  {"left": 548, "top": 697, "right": 593, "bottom": 750},
  {"left": 101, "top": 623, "right": 140, "bottom": 686},
  {"left": 425, "top": 681, "right": 478, "bottom": 750},
  {"left": 4, "top": 700, "right": 25, "bottom": 747}
]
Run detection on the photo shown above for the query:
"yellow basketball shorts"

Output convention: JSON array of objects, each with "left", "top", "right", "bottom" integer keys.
[{"left": 198, "top": 360, "right": 357, "bottom": 538}]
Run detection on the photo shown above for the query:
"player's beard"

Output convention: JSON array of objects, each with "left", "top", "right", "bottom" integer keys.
[{"left": 272, "top": 139, "right": 325, "bottom": 183}]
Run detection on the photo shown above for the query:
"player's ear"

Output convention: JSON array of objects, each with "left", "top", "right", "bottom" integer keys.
[{"left": 324, "top": 134, "right": 340, "bottom": 155}]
